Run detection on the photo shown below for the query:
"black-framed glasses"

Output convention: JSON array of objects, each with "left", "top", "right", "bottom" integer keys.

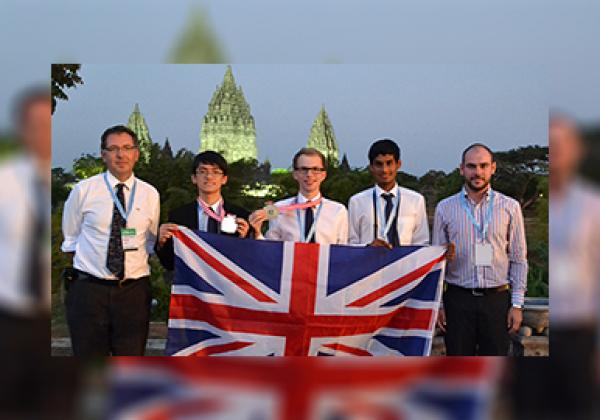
[
  {"left": 294, "top": 166, "right": 326, "bottom": 175},
  {"left": 196, "top": 168, "right": 225, "bottom": 177},
  {"left": 103, "top": 145, "right": 138, "bottom": 153}
]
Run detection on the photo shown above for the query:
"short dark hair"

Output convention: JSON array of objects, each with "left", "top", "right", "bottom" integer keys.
[
  {"left": 192, "top": 151, "right": 228, "bottom": 175},
  {"left": 292, "top": 147, "right": 327, "bottom": 170},
  {"left": 368, "top": 139, "right": 400, "bottom": 164},
  {"left": 461, "top": 143, "right": 495, "bottom": 164},
  {"left": 101, "top": 125, "right": 138, "bottom": 150},
  {"left": 12, "top": 86, "right": 50, "bottom": 129}
]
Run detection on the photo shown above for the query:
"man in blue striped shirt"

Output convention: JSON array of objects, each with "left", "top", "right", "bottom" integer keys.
[{"left": 433, "top": 143, "right": 528, "bottom": 355}]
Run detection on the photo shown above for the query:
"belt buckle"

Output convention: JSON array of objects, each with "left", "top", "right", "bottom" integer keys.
[{"left": 471, "top": 289, "right": 484, "bottom": 297}]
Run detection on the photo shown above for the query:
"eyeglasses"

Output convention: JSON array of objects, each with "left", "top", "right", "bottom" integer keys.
[
  {"left": 196, "top": 169, "right": 225, "bottom": 177},
  {"left": 294, "top": 166, "right": 326, "bottom": 175},
  {"left": 103, "top": 145, "right": 138, "bottom": 153}
]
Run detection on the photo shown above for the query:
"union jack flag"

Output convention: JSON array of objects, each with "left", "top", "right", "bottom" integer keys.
[
  {"left": 166, "top": 226, "right": 446, "bottom": 356},
  {"left": 109, "top": 358, "right": 499, "bottom": 420}
]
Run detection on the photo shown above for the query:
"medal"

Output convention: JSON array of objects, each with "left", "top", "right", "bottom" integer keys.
[
  {"left": 220, "top": 214, "right": 238, "bottom": 234},
  {"left": 264, "top": 204, "right": 280, "bottom": 220}
]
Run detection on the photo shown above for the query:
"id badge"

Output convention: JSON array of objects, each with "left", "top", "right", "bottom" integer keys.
[
  {"left": 475, "top": 242, "right": 492, "bottom": 266},
  {"left": 121, "top": 228, "right": 138, "bottom": 251}
]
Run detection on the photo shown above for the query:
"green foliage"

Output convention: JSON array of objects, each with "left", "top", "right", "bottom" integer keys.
[
  {"left": 51, "top": 167, "right": 76, "bottom": 209},
  {"left": 72, "top": 153, "right": 104, "bottom": 180},
  {"left": 51, "top": 64, "right": 84, "bottom": 114}
]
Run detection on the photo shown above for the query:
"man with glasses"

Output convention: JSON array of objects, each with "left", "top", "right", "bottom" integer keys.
[
  {"left": 348, "top": 139, "right": 429, "bottom": 248},
  {"left": 155, "top": 151, "right": 251, "bottom": 270},
  {"left": 249, "top": 147, "right": 348, "bottom": 244},
  {"left": 61, "top": 125, "right": 160, "bottom": 356}
]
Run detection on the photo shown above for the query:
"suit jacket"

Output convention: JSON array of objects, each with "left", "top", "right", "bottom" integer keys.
[
  {"left": 348, "top": 185, "right": 429, "bottom": 246},
  {"left": 265, "top": 195, "right": 348, "bottom": 244},
  {"left": 155, "top": 200, "right": 252, "bottom": 270}
]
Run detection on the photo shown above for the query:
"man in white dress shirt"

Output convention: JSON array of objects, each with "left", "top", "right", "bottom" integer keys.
[
  {"left": 61, "top": 125, "right": 160, "bottom": 356},
  {"left": 348, "top": 139, "right": 429, "bottom": 248},
  {"left": 249, "top": 148, "right": 348, "bottom": 244}
]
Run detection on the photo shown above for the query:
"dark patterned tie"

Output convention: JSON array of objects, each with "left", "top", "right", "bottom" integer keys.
[
  {"left": 382, "top": 193, "right": 399, "bottom": 247},
  {"left": 305, "top": 206, "right": 315, "bottom": 243},
  {"left": 27, "top": 174, "right": 47, "bottom": 303},
  {"left": 107, "top": 183, "right": 126, "bottom": 279}
]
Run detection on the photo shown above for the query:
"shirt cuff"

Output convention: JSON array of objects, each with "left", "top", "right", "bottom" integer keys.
[
  {"left": 61, "top": 239, "right": 77, "bottom": 253},
  {"left": 511, "top": 290, "right": 525, "bottom": 307}
]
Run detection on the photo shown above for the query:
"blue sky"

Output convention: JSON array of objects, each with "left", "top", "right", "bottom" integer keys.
[
  {"left": 51, "top": 64, "right": 547, "bottom": 175},
  {"left": 2, "top": 0, "right": 599, "bottom": 174}
]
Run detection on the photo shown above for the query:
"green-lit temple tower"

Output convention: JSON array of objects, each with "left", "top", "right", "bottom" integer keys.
[
  {"left": 199, "top": 66, "right": 257, "bottom": 162},
  {"left": 127, "top": 103, "right": 152, "bottom": 164},
  {"left": 307, "top": 105, "right": 339, "bottom": 167}
]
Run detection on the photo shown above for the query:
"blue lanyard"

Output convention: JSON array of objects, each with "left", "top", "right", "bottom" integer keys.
[
  {"left": 372, "top": 187, "right": 400, "bottom": 240},
  {"left": 296, "top": 198, "right": 324, "bottom": 243},
  {"left": 460, "top": 189, "right": 494, "bottom": 241},
  {"left": 103, "top": 172, "right": 137, "bottom": 221}
]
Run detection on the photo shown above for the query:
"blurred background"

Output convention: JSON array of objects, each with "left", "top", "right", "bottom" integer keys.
[{"left": 1, "top": 0, "right": 599, "bottom": 418}]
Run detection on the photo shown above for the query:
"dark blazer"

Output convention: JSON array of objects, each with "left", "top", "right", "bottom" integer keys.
[{"left": 155, "top": 200, "right": 252, "bottom": 270}]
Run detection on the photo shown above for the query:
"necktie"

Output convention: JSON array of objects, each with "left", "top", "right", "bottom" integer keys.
[
  {"left": 26, "top": 174, "right": 47, "bottom": 303},
  {"left": 382, "top": 193, "right": 399, "bottom": 247},
  {"left": 305, "top": 206, "right": 315, "bottom": 243},
  {"left": 207, "top": 214, "right": 219, "bottom": 233},
  {"left": 107, "top": 183, "right": 126, "bottom": 279}
]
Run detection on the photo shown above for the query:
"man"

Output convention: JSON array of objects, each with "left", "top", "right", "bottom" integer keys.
[
  {"left": 0, "top": 88, "right": 78, "bottom": 415},
  {"left": 61, "top": 125, "right": 160, "bottom": 356},
  {"left": 511, "top": 115, "right": 600, "bottom": 419},
  {"left": 249, "top": 147, "right": 347, "bottom": 244},
  {"left": 155, "top": 151, "right": 251, "bottom": 270},
  {"left": 433, "top": 143, "right": 527, "bottom": 356},
  {"left": 348, "top": 139, "right": 429, "bottom": 248}
]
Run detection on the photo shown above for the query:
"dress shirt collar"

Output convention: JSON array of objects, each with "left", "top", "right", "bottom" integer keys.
[
  {"left": 462, "top": 184, "right": 493, "bottom": 205},
  {"left": 297, "top": 192, "right": 322, "bottom": 204},
  {"left": 106, "top": 171, "right": 135, "bottom": 191},
  {"left": 375, "top": 183, "right": 398, "bottom": 198}
]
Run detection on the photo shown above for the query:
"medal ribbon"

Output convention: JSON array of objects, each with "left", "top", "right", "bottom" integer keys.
[{"left": 197, "top": 198, "right": 225, "bottom": 222}]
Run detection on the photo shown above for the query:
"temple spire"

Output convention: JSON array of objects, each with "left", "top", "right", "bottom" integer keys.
[
  {"left": 199, "top": 66, "right": 257, "bottom": 162},
  {"left": 127, "top": 103, "right": 152, "bottom": 164},
  {"left": 307, "top": 105, "right": 339, "bottom": 167}
]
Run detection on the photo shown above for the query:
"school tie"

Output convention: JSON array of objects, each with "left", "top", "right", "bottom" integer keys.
[
  {"left": 106, "top": 183, "right": 126, "bottom": 279},
  {"left": 382, "top": 193, "right": 399, "bottom": 247},
  {"left": 305, "top": 206, "right": 315, "bottom": 243}
]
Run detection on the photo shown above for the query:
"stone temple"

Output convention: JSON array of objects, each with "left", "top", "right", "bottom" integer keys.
[
  {"left": 127, "top": 103, "right": 152, "bottom": 164},
  {"left": 199, "top": 66, "right": 257, "bottom": 163},
  {"left": 307, "top": 105, "right": 339, "bottom": 167}
]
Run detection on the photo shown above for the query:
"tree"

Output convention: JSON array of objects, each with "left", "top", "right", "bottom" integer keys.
[
  {"left": 72, "top": 153, "right": 104, "bottom": 180},
  {"left": 51, "top": 64, "right": 84, "bottom": 114},
  {"left": 493, "top": 146, "right": 548, "bottom": 209}
]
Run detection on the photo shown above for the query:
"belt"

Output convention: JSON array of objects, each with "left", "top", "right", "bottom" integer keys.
[
  {"left": 445, "top": 282, "right": 509, "bottom": 296},
  {"left": 75, "top": 270, "right": 148, "bottom": 288}
]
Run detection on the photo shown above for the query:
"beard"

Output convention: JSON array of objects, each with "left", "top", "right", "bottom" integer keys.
[{"left": 466, "top": 177, "right": 490, "bottom": 192}]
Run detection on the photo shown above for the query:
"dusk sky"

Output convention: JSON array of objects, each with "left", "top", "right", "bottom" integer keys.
[
  {"left": 2, "top": 0, "right": 599, "bottom": 175},
  {"left": 51, "top": 64, "right": 547, "bottom": 175}
]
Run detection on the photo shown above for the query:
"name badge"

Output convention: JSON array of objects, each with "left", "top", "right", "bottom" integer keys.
[
  {"left": 220, "top": 214, "right": 237, "bottom": 234},
  {"left": 121, "top": 228, "right": 138, "bottom": 251},
  {"left": 475, "top": 242, "right": 492, "bottom": 266}
]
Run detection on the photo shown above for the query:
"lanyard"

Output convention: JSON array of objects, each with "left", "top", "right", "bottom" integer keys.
[
  {"left": 103, "top": 172, "right": 137, "bottom": 221},
  {"left": 296, "top": 198, "right": 324, "bottom": 243},
  {"left": 372, "top": 187, "right": 400, "bottom": 240},
  {"left": 460, "top": 189, "right": 494, "bottom": 241}
]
